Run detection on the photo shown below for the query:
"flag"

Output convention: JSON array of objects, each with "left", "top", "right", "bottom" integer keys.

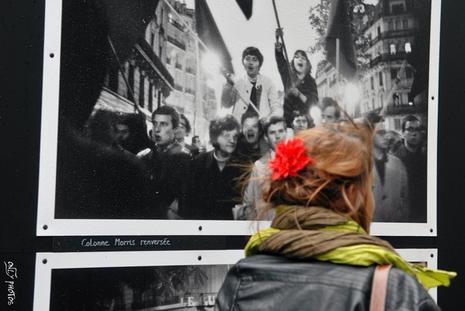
[
  {"left": 325, "top": 0, "right": 357, "bottom": 79},
  {"left": 195, "top": 0, "right": 234, "bottom": 74},
  {"left": 60, "top": 0, "right": 160, "bottom": 128},
  {"left": 407, "top": 0, "right": 431, "bottom": 102},
  {"left": 236, "top": 0, "right": 253, "bottom": 20}
]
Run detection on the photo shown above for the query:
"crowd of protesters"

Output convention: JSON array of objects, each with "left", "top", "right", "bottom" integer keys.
[{"left": 79, "top": 34, "right": 426, "bottom": 222}]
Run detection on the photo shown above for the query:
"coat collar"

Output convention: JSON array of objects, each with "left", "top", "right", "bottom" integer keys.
[{"left": 243, "top": 73, "right": 264, "bottom": 87}]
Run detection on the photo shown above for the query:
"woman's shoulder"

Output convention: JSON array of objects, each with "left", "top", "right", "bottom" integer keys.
[
  {"left": 385, "top": 267, "right": 439, "bottom": 310},
  {"left": 220, "top": 255, "right": 438, "bottom": 311},
  {"left": 234, "top": 254, "right": 374, "bottom": 289}
]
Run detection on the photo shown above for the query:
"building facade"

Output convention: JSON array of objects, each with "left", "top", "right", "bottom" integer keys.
[
  {"left": 98, "top": 5, "right": 174, "bottom": 121},
  {"left": 157, "top": 0, "right": 217, "bottom": 142},
  {"left": 96, "top": 0, "right": 217, "bottom": 144},
  {"left": 316, "top": 0, "right": 427, "bottom": 130}
]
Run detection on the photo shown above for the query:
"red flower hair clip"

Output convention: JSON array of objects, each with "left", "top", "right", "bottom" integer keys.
[{"left": 269, "top": 138, "right": 315, "bottom": 181}]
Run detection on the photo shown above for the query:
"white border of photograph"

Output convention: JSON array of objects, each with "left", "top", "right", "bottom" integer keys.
[
  {"left": 37, "top": 0, "right": 441, "bottom": 236},
  {"left": 33, "top": 250, "right": 244, "bottom": 311},
  {"left": 33, "top": 248, "right": 438, "bottom": 310}
]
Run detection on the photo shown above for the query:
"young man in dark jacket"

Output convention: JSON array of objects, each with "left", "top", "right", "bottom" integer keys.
[
  {"left": 184, "top": 115, "right": 243, "bottom": 220},
  {"left": 138, "top": 105, "right": 191, "bottom": 219}
]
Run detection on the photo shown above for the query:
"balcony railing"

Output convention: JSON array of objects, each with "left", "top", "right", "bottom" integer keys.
[
  {"left": 167, "top": 35, "right": 186, "bottom": 50},
  {"left": 169, "top": 18, "right": 185, "bottom": 32},
  {"left": 365, "top": 29, "right": 415, "bottom": 49},
  {"left": 186, "top": 67, "right": 196, "bottom": 75},
  {"left": 134, "top": 38, "right": 174, "bottom": 89},
  {"left": 185, "top": 87, "right": 195, "bottom": 95},
  {"left": 384, "top": 102, "right": 426, "bottom": 115},
  {"left": 369, "top": 52, "right": 410, "bottom": 67}
]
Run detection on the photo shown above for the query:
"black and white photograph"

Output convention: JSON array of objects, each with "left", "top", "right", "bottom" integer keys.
[
  {"left": 37, "top": 0, "right": 441, "bottom": 236},
  {"left": 33, "top": 250, "right": 244, "bottom": 310},
  {"left": 49, "top": 265, "right": 227, "bottom": 310},
  {"left": 32, "top": 249, "right": 438, "bottom": 310}
]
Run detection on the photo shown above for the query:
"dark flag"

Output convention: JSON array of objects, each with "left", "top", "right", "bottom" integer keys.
[
  {"left": 195, "top": 0, "right": 235, "bottom": 74},
  {"left": 408, "top": 0, "right": 431, "bottom": 102},
  {"left": 60, "top": 0, "right": 160, "bottom": 128},
  {"left": 55, "top": 0, "right": 162, "bottom": 219},
  {"left": 236, "top": 0, "right": 253, "bottom": 20},
  {"left": 325, "top": 0, "right": 357, "bottom": 79}
]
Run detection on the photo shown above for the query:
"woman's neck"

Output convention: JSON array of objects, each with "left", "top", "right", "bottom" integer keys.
[{"left": 295, "top": 71, "right": 306, "bottom": 80}]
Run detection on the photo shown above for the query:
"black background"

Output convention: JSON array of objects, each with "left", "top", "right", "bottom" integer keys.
[{"left": 1, "top": 1, "right": 464, "bottom": 310}]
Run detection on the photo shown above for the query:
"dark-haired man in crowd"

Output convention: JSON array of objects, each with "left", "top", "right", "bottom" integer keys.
[
  {"left": 394, "top": 115, "right": 427, "bottom": 222},
  {"left": 113, "top": 113, "right": 151, "bottom": 154},
  {"left": 192, "top": 135, "right": 201, "bottom": 149},
  {"left": 175, "top": 113, "right": 199, "bottom": 156},
  {"left": 235, "top": 111, "right": 264, "bottom": 163},
  {"left": 290, "top": 110, "right": 315, "bottom": 135},
  {"left": 185, "top": 115, "right": 243, "bottom": 220},
  {"left": 372, "top": 128, "right": 409, "bottom": 222},
  {"left": 320, "top": 97, "right": 341, "bottom": 124},
  {"left": 191, "top": 135, "right": 203, "bottom": 156},
  {"left": 138, "top": 105, "right": 191, "bottom": 218},
  {"left": 239, "top": 116, "right": 287, "bottom": 220},
  {"left": 221, "top": 46, "right": 282, "bottom": 122}
]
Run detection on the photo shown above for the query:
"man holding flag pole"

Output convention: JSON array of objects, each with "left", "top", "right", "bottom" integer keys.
[
  {"left": 220, "top": 46, "right": 282, "bottom": 123},
  {"left": 162, "top": 0, "right": 268, "bottom": 129}
]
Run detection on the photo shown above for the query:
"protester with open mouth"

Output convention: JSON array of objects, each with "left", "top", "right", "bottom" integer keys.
[
  {"left": 137, "top": 105, "right": 191, "bottom": 219},
  {"left": 221, "top": 46, "right": 282, "bottom": 123},
  {"left": 275, "top": 28, "right": 318, "bottom": 130},
  {"left": 240, "top": 115, "right": 288, "bottom": 220},
  {"left": 235, "top": 111, "right": 266, "bottom": 164}
]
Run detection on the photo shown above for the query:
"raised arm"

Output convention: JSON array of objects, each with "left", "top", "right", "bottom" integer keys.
[{"left": 221, "top": 81, "right": 238, "bottom": 109}]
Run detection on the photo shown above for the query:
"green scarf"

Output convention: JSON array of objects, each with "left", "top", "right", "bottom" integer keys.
[{"left": 245, "top": 206, "right": 456, "bottom": 289}]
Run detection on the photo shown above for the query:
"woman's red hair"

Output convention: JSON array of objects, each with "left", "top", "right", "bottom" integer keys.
[{"left": 261, "top": 123, "right": 375, "bottom": 232}]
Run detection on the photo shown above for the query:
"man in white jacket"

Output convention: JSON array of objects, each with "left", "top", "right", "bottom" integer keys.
[{"left": 221, "top": 46, "right": 282, "bottom": 122}]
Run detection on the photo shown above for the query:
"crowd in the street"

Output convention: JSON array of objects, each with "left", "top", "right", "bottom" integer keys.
[{"left": 75, "top": 33, "right": 427, "bottom": 222}]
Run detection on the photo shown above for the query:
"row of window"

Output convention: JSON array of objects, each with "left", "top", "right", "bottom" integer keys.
[
  {"left": 368, "top": 67, "right": 413, "bottom": 91},
  {"left": 368, "top": 15, "right": 411, "bottom": 43},
  {"left": 363, "top": 92, "right": 408, "bottom": 113},
  {"left": 388, "top": 18, "right": 409, "bottom": 32},
  {"left": 107, "top": 64, "right": 159, "bottom": 112},
  {"left": 368, "top": 40, "right": 412, "bottom": 62},
  {"left": 390, "top": 41, "right": 412, "bottom": 54}
]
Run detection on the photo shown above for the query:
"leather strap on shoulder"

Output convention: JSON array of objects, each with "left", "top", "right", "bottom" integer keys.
[{"left": 369, "top": 264, "right": 392, "bottom": 311}]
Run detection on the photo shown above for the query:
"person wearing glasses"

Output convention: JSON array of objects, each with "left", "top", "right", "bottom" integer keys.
[{"left": 394, "top": 115, "right": 427, "bottom": 222}]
